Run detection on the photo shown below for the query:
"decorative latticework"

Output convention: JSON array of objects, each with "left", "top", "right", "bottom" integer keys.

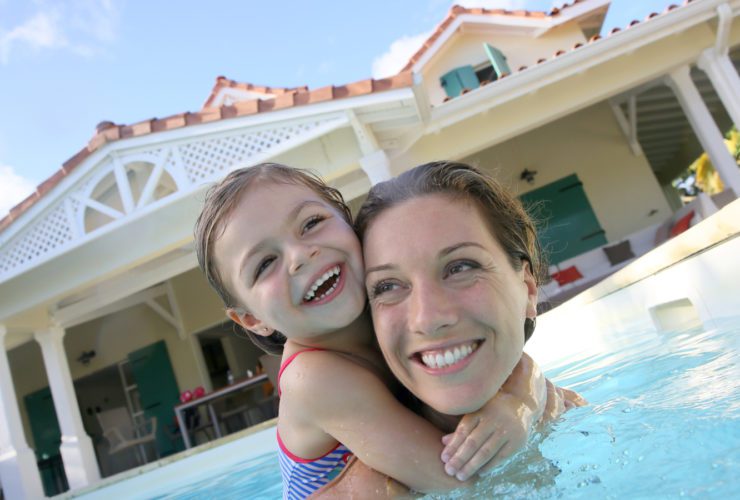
[
  {"left": 179, "top": 121, "right": 323, "bottom": 184},
  {"left": 0, "top": 118, "right": 339, "bottom": 280},
  {"left": 0, "top": 205, "right": 75, "bottom": 274}
]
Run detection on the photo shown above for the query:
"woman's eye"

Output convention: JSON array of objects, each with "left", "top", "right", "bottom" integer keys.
[
  {"left": 254, "top": 256, "right": 276, "bottom": 280},
  {"left": 302, "top": 214, "right": 326, "bottom": 234},
  {"left": 369, "top": 280, "right": 398, "bottom": 299},
  {"left": 446, "top": 260, "right": 478, "bottom": 277}
]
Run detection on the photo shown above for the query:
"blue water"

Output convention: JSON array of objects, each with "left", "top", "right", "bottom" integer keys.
[{"left": 149, "top": 317, "right": 740, "bottom": 499}]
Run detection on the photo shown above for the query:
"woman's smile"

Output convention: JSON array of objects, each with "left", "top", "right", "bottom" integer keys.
[{"left": 413, "top": 339, "right": 483, "bottom": 373}]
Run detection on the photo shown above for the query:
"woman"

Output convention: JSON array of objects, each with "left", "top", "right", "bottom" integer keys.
[{"left": 314, "top": 161, "right": 584, "bottom": 497}]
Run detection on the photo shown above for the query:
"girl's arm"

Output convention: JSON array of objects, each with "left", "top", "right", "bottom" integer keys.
[
  {"left": 440, "top": 355, "right": 587, "bottom": 479},
  {"left": 281, "top": 350, "right": 472, "bottom": 494}
]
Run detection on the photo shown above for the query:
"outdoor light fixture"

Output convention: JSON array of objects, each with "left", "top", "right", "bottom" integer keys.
[
  {"left": 77, "top": 350, "right": 96, "bottom": 365},
  {"left": 520, "top": 168, "right": 538, "bottom": 184}
]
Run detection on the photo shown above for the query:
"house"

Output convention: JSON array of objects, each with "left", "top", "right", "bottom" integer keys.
[{"left": 1, "top": 0, "right": 739, "bottom": 497}]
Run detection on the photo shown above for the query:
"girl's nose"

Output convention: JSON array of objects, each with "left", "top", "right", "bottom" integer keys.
[{"left": 288, "top": 244, "right": 319, "bottom": 275}]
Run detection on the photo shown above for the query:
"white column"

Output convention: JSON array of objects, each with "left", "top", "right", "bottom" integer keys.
[
  {"left": 34, "top": 326, "right": 100, "bottom": 489},
  {"left": 0, "top": 325, "right": 46, "bottom": 500},
  {"left": 697, "top": 49, "right": 740, "bottom": 131},
  {"left": 360, "top": 150, "right": 393, "bottom": 185},
  {"left": 666, "top": 65, "right": 740, "bottom": 194}
]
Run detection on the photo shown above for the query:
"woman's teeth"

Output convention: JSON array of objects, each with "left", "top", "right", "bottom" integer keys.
[
  {"left": 420, "top": 342, "right": 479, "bottom": 369},
  {"left": 303, "top": 266, "right": 341, "bottom": 302}
]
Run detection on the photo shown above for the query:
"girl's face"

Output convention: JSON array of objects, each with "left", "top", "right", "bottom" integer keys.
[
  {"left": 215, "top": 180, "right": 366, "bottom": 339},
  {"left": 363, "top": 194, "right": 537, "bottom": 415}
]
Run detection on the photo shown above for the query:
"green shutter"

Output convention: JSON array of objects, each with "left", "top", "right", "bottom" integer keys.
[
  {"left": 483, "top": 43, "right": 511, "bottom": 78},
  {"left": 519, "top": 174, "right": 607, "bottom": 265},
  {"left": 439, "top": 65, "right": 480, "bottom": 98}
]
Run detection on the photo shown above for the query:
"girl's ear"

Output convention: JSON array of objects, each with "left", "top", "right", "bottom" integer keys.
[
  {"left": 521, "top": 260, "right": 538, "bottom": 318},
  {"left": 226, "top": 308, "right": 274, "bottom": 337}
]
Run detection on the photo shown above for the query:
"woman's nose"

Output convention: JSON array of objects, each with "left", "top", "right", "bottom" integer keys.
[
  {"left": 288, "top": 244, "right": 319, "bottom": 275},
  {"left": 408, "top": 280, "right": 458, "bottom": 335}
]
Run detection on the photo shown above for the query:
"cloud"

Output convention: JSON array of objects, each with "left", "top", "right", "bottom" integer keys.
[
  {"left": 0, "top": 165, "right": 35, "bottom": 216},
  {"left": 372, "top": 31, "right": 432, "bottom": 78},
  {"left": 0, "top": 0, "right": 119, "bottom": 64}
]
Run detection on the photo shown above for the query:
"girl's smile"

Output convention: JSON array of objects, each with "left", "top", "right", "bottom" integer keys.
[{"left": 214, "top": 180, "right": 366, "bottom": 339}]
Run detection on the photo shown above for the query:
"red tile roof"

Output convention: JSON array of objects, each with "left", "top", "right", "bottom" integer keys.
[
  {"left": 436, "top": 0, "right": 697, "bottom": 102},
  {"left": 202, "top": 76, "right": 309, "bottom": 108},
  {"left": 0, "top": 72, "right": 413, "bottom": 234},
  {"left": 0, "top": 0, "right": 700, "bottom": 236},
  {"left": 400, "top": 1, "right": 587, "bottom": 72}
]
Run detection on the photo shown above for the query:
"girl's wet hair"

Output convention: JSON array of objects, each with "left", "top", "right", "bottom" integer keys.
[
  {"left": 355, "top": 161, "right": 547, "bottom": 341},
  {"left": 194, "top": 163, "right": 352, "bottom": 355}
]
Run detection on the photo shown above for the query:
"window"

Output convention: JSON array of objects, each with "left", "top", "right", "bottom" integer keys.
[{"left": 439, "top": 43, "right": 511, "bottom": 98}]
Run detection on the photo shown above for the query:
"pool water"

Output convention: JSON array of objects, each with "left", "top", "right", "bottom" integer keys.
[{"left": 79, "top": 317, "right": 740, "bottom": 499}]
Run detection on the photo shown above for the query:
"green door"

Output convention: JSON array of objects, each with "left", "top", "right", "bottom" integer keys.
[
  {"left": 128, "top": 341, "right": 182, "bottom": 455},
  {"left": 520, "top": 174, "right": 607, "bottom": 265},
  {"left": 25, "top": 387, "right": 68, "bottom": 495}
]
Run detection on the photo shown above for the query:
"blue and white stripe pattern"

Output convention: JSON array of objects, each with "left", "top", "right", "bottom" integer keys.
[{"left": 278, "top": 434, "right": 352, "bottom": 500}]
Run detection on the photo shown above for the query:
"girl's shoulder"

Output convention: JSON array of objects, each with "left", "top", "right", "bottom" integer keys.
[{"left": 279, "top": 347, "right": 388, "bottom": 416}]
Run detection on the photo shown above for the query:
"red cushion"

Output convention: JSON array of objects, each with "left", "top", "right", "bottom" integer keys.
[
  {"left": 551, "top": 266, "right": 583, "bottom": 286},
  {"left": 669, "top": 210, "right": 694, "bottom": 238}
]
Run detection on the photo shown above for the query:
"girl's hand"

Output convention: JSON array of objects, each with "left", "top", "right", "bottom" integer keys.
[
  {"left": 439, "top": 392, "right": 530, "bottom": 480},
  {"left": 439, "top": 354, "right": 546, "bottom": 480}
]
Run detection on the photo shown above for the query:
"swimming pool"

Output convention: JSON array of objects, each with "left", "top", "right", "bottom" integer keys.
[
  {"left": 72, "top": 315, "right": 739, "bottom": 499},
  {"left": 72, "top": 206, "right": 740, "bottom": 499}
]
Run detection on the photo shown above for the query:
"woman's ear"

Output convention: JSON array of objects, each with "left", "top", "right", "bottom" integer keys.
[
  {"left": 521, "top": 260, "right": 538, "bottom": 318},
  {"left": 226, "top": 308, "right": 274, "bottom": 337}
]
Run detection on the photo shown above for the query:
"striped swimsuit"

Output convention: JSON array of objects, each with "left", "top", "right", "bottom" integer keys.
[{"left": 277, "top": 348, "right": 353, "bottom": 500}]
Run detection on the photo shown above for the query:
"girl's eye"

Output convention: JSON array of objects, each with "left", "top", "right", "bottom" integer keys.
[
  {"left": 254, "top": 256, "right": 276, "bottom": 281},
  {"left": 446, "top": 260, "right": 479, "bottom": 277},
  {"left": 302, "top": 214, "right": 326, "bottom": 234}
]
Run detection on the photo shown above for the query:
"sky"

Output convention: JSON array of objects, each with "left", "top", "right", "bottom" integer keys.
[{"left": 0, "top": 0, "right": 679, "bottom": 215}]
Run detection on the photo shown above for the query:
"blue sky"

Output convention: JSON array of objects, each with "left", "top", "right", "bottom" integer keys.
[{"left": 0, "top": 0, "right": 677, "bottom": 215}]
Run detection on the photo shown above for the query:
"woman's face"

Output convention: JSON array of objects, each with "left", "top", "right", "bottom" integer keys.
[{"left": 363, "top": 194, "right": 537, "bottom": 415}]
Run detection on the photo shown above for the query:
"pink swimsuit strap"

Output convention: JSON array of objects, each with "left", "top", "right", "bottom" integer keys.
[{"left": 277, "top": 348, "right": 324, "bottom": 396}]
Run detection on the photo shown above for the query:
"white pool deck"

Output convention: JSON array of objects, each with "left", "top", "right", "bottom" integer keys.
[{"left": 63, "top": 198, "right": 740, "bottom": 499}]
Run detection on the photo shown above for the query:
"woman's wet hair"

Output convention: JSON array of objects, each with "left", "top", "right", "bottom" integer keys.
[
  {"left": 355, "top": 161, "right": 547, "bottom": 341},
  {"left": 194, "top": 163, "right": 352, "bottom": 354}
]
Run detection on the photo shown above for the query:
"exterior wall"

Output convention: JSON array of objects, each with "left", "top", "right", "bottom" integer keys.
[
  {"left": 463, "top": 102, "right": 673, "bottom": 242},
  {"left": 423, "top": 22, "right": 587, "bottom": 105},
  {"left": 8, "top": 301, "right": 205, "bottom": 448},
  {"left": 170, "top": 268, "right": 226, "bottom": 336},
  {"left": 272, "top": 127, "right": 360, "bottom": 180}
]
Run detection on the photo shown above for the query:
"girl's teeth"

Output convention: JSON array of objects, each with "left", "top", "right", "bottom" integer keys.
[
  {"left": 303, "top": 266, "right": 341, "bottom": 302},
  {"left": 419, "top": 342, "right": 478, "bottom": 369}
]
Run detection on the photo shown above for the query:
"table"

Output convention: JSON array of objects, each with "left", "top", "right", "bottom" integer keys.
[{"left": 174, "top": 373, "right": 268, "bottom": 449}]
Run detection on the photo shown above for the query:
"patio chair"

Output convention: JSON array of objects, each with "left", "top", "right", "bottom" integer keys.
[{"left": 96, "top": 407, "right": 159, "bottom": 465}]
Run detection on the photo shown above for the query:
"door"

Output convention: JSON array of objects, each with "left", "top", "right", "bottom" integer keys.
[
  {"left": 520, "top": 174, "right": 607, "bottom": 265},
  {"left": 128, "top": 340, "right": 183, "bottom": 455},
  {"left": 25, "top": 387, "right": 68, "bottom": 495}
]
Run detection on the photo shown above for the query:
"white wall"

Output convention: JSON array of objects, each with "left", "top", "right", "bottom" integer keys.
[{"left": 462, "top": 102, "right": 672, "bottom": 242}]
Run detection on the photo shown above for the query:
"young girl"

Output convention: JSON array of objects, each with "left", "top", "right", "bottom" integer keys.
[{"left": 194, "top": 163, "right": 553, "bottom": 498}]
